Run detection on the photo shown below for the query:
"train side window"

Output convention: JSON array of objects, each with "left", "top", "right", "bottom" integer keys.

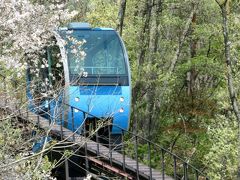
[
  {"left": 47, "top": 45, "right": 64, "bottom": 90},
  {"left": 27, "top": 44, "right": 64, "bottom": 104},
  {"left": 27, "top": 50, "right": 49, "bottom": 102},
  {"left": 107, "top": 36, "right": 126, "bottom": 74}
]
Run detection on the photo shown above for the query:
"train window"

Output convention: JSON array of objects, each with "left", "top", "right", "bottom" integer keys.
[
  {"left": 27, "top": 50, "right": 49, "bottom": 102},
  {"left": 48, "top": 45, "right": 64, "bottom": 89},
  {"left": 67, "top": 30, "right": 126, "bottom": 76},
  {"left": 28, "top": 44, "right": 64, "bottom": 101}
]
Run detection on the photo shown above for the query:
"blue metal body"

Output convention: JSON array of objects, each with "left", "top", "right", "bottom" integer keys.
[
  {"left": 27, "top": 23, "right": 131, "bottom": 136},
  {"left": 67, "top": 85, "right": 130, "bottom": 134}
]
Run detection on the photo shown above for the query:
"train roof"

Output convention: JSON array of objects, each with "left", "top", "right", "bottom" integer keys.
[{"left": 58, "top": 22, "right": 115, "bottom": 31}]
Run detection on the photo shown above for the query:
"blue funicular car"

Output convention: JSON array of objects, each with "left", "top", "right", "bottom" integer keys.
[{"left": 27, "top": 22, "right": 131, "bottom": 145}]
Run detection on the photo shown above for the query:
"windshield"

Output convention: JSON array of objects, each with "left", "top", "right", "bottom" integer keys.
[{"left": 66, "top": 30, "right": 126, "bottom": 76}]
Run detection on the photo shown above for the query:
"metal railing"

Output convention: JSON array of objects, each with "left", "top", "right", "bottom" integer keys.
[
  {"left": 0, "top": 73, "right": 209, "bottom": 179},
  {"left": 54, "top": 103, "right": 209, "bottom": 180}
]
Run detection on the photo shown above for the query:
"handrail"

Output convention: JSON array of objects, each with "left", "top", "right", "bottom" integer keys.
[
  {"left": 63, "top": 103, "right": 100, "bottom": 119},
  {"left": 112, "top": 123, "right": 207, "bottom": 177},
  {"left": 61, "top": 103, "right": 209, "bottom": 179}
]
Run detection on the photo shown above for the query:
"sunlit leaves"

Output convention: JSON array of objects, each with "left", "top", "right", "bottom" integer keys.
[{"left": 204, "top": 115, "right": 238, "bottom": 179}]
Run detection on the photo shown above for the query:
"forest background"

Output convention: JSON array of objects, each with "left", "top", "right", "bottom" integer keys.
[{"left": 0, "top": 0, "right": 240, "bottom": 179}]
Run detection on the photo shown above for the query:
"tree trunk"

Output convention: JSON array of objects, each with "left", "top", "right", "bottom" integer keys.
[
  {"left": 146, "top": 0, "right": 162, "bottom": 138},
  {"left": 169, "top": 4, "right": 197, "bottom": 73},
  {"left": 117, "top": 0, "right": 127, "bottom": 36},
  {"left": 137, "top": 0, "right": 153, "bottom": 73},
  {"left": 132, "top": 0, "right": 153, "bottom": 134},
  {"left": 216, "top": 0, "right": 240, "bottom": 178}
]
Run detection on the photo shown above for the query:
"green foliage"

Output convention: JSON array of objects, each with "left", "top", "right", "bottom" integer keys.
[
  {"left": 14, "top": 156, "right": 55, "bottom": 180},
  {"left": 204, "top": 115, "right": 238, "bottom": 179},
  {"left": 0, "top": 119, "right": 23, "bottom": 158},
  {"left": 86, "top": 0, "right": 119, "bottom": 27},
  {"left": 0, "top": 115, "right": 55, "bottom": 179},
  {"left": 179, "top": 56, "right": 223, "bottom": 77}
]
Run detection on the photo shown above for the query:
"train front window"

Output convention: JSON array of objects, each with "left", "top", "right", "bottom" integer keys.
[{"left": 67, "top": 30, "right": 126, "bottom": 76}]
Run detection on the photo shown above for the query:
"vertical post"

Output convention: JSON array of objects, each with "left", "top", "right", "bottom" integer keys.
[
  {"left": 84, "top": 112, "right": 89, "bottom": 174},
  {"left": 83, "top": 112, "right": 86, "bottom": 136},
  {"left": 108, "top": 123, "right": 112, "bottom": 166},
  {"left": 135, "top": 135, "right": 139, "bottom": 180},
  {"left": 48, "top": 99, "right": 51, "bottom": 125},
  {"left": 161, "top": 149, "right": 165, "bottom": 180},
  {"left": 14, "top": 81, "right": 17, "bottom": 111},
  {"left": 148, "top": 141, "right": 152, "bottom": 180},
  {"left": 37, "top": 114, "right": 40, "bottom": 129},
  {"left": 195, "top": 170, "right": 199, "bottom": 180},
  {"left": 71, "top": 107, "right": 75, "bottom": 141},
  {"left": 184, "top": 162, "right": 188, "bottom": 180},
  {"left": 65, "top": 158, "right": 69, "bottom": 180},
  {"left": 14, "top": 80, "right": 18, "bottom": 121},
  {"left": 60, "top": 106, "right": 63, "bottom": 140},
  {"left": 37, "top": 100, "right": 40, "bottom": 127},
  {"left": 14, "top": 80, "right": 20, "bottom": 122},
  {"left": 26, "top": 102, "right": 28, "bottom": 121},
  {"left": 96, "top": 129, "right": 100, "bottom": 157},
  {"left": 122, "top": 130, "right": 126, "bottom": 172},
  {"left": 173, "top": 156, "right": 177, "bottom": 180},
  {"left": 18, "top": 102, "right": 21, "bottom": 116}
]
